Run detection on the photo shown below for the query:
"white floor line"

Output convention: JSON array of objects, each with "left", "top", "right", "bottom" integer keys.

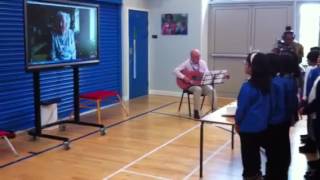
[
  {"left": 103, "top": 124, "right": 201, "bottom": 180},
  {"left": 123, "top": 169, "right": 171, "bottom": 180},
  {"left": 183, "top": 139, "right": 231, "bottom": 180}
]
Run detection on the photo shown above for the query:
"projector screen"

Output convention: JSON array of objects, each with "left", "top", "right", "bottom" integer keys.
[{"left": 25, "top": 0, "right": 99, "bottom": 71}]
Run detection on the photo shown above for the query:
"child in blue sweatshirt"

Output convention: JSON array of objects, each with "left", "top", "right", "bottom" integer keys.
[
  {"left": 299, "top": 50, "right": 319, "bottom": 155},
  {"left": 265, "top": 53, "right": 297, "bottom": 180},
  {"left": 236, "top": 52, "right": 272, "bottom": 180},
  {"left": 300, "top": 76, "right": 320, "bottom": 179},
  {"left": 306, "top": 66, "right": 320, "bottom": 98}
]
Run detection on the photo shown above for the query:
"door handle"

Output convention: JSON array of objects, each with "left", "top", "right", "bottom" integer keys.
[
  {"left": 133, "top": 39, "right": 137, "bottom": 80},
  {"left": 129, "top": 47, "right": 133, "bottom": 55}
]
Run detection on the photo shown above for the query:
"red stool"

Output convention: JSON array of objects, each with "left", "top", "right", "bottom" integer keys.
[
  {"left": 79, "top": 90, "right": 129, "bottom": 124},
  {"left": 0, "top": 131, "right": 18, "bottom": 156}
]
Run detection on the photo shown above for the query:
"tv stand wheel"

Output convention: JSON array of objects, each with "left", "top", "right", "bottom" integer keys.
[
  {"left": 59, "top": 124, "right": 66, "bottom": 131},
  {"left": 63, "top": 141, "right": 70, "bottom": 150},
  {"left": 100, "top": 127, "right": 106, "bottom": 136}
]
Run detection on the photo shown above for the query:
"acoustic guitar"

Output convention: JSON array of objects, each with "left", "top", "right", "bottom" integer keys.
[
  {"left": 176, "top": 69, "right": 230, "bottom": 90},
  {"left": 176, "top": 69, "right": 203, "bottom": 90}
]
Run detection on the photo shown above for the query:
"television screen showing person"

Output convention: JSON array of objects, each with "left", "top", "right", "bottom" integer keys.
[
  {"left": 25, "top": 0, "right": 99, "bottom": 70},
  {"left": 51, "top": 11, "right": 76, "bottom": 61}
]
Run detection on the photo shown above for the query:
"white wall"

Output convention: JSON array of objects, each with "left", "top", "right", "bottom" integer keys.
[
  {"left": 148, "top": 0, "right": 209, "bottom": 96},
  {"left": 120, "top": 0, "right": 320, "bottom": 99},
  {"left": 121, "top": 0, "right": 209, "bottom": 98},
  {"left": 202, "top": 0, "right": 209, "bottom": 61}
]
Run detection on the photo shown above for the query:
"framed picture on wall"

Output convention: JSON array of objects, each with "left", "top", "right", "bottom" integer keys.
[{"left": 161, "top": 13, "right": 188, "bottom": 35}]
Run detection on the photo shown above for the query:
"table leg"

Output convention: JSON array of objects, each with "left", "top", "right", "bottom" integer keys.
[
  {"left": 200, "top": 121, "right": 204, "bottom": 178},
  {"left": 231, "top": 125, "right": 234, "bottom": 149}
]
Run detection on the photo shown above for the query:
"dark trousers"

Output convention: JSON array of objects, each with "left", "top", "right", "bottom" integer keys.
[
  {"left": 239, "top": 132, "right": 265, "bottom": 178},
  {"left": 265, "top": 122, "right": 291, "bottom": 180},
  {"left": 313, "top": 118, "right": 320, "bottom": 152}
]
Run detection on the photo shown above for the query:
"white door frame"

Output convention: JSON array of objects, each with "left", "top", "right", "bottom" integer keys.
[{"left": 121, "top": 7, "right": 150, "bottom": 101}]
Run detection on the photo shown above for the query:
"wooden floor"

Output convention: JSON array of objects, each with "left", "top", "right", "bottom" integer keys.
[{"left": 0, "top": 95, "right": 314, "bottom": 179}]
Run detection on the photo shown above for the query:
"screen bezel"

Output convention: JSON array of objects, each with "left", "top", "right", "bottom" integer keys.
[{"left": 24, "top": 0, "right": 100, "bottom": 71}]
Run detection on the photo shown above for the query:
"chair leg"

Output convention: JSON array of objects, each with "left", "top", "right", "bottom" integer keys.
[
  {"left": 187, "top": 93, "right": 191, "bottom": 117},
  {"left": 200, "top": 96, "right": 205, "bottom": 110},
  {"left": 116, "top": 95, "right": 129, "bottom": 116},
  {"left": 211, "top": 91, "right": 215, "bottom": 112},
  {"left": 96, "top": 100, "right": 102, "bottom": 124},
  {"left": 3, "top": 137, "right": 19, "bottom": 156},
  {"left": 178, "top": 92, "right": 184, "bottom": 112}
]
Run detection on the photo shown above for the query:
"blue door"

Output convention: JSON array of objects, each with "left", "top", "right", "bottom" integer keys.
[{"left": 129, "top": 10, "right": 148, "bottom": 99}]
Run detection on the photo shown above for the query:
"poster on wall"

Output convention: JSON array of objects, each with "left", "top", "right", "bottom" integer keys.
[{"left": 161, "top": 13, "right": 188, "bottom": 35}]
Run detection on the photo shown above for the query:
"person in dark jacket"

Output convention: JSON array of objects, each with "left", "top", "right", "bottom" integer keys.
[
  {"left": 236, "top": 52, "right": 272, "bottom": 180},
  {"left": 265, "top": 53, "right": 292, "bottom": 180},
  {"left": 300, "top": 76, "right": 320, "bottom": 179}
]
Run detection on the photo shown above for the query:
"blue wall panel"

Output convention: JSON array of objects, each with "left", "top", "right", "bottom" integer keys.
[
  {"left": 0, "top": 0, "right": 122, "bottom": 131},
  {"left": 96, "top": 0, "right": 122, "bottom": 4}
]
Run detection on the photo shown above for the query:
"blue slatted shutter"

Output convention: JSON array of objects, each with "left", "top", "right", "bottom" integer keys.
[{"left": 0, "top": 0, "right": 122, "bottom": 131}]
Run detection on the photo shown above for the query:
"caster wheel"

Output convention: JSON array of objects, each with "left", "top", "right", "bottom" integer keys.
[
  {"left": 59, "top": 125, "right": 66, "bottom": 131},
  {"left": 63, "top": 141, "right": 70, "bottom": 150},
  {"left": 100, "top": 127, "right": 106, "bottom": 136}
]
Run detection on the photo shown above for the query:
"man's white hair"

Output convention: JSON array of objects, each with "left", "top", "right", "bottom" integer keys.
[
  {"left": 56, "top": 11, "right": 70, "bottom": 29},
  {"left": 191, "top": 49, "right": 200, "bottom": 56}
]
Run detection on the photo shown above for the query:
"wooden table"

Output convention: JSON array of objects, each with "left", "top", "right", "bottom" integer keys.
[{"left": 197, "top": 101, "right": 236, "bottom": 178}]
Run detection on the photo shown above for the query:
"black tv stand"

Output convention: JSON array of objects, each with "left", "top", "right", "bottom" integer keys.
[{"left": 28, "top": 67, "right": 106, "bottom": 150}]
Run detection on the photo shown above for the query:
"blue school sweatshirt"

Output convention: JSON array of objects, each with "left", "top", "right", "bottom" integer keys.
[
  {"left": 283, "top": 75, "right": 298, "bottom": 121},
  {"left": 270, "top": 76, "right": 287, "bottom": 125},
  {"left": 235, "top": 81, "right": 271, "bottom": 133},
  {"left": 306, "top": 67, "right": 320, "bottom": 98}
]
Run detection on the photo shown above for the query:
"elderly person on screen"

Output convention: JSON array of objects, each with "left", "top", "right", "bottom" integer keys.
[{"left": 51, "top": 11, "right": 76, "bottom": 61}]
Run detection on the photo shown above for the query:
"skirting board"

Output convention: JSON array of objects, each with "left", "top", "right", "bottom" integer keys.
[
  {"left": 149, "top": 90, "right": 181, "bottom": 97},
  {"left": 149, "top": 89, "right": 237, "bottom": 98}
]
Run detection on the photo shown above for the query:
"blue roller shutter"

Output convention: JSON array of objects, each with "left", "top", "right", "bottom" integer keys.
[{"left": 0, "top": 0, "right": 122, "bottom": 131}]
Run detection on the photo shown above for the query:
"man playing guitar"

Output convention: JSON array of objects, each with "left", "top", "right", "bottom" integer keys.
[{"left": 174, "top": 49, "right": 216, "bottom": 119}]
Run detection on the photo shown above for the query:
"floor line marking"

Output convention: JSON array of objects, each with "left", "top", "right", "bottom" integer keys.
[
  {"left": 151, "top": 111, "right": 195, "bottom": 120},
  {"left": 0, "top": 102, "right": 176, "bottom": 169},
  {"left": 106, "top": 101, "right": 177, "bottom": 129},
  {"left": 103, "top": 124, "right": 200, "bottom": 180},
  {"left": 183, "top": 140, "right": 231, "bottom": 180},
  {"left": 122, "top": 169, "right": 171, "bottom": 180}
]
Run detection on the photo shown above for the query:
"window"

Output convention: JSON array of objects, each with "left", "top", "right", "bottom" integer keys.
[{"left": 299, "top": 3, "right": 320, "bottom": 64}]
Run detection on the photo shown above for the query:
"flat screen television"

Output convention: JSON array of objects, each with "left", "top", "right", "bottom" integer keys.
[{"left": 24, "top": 0, "right": 99, "bottom": 71}]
